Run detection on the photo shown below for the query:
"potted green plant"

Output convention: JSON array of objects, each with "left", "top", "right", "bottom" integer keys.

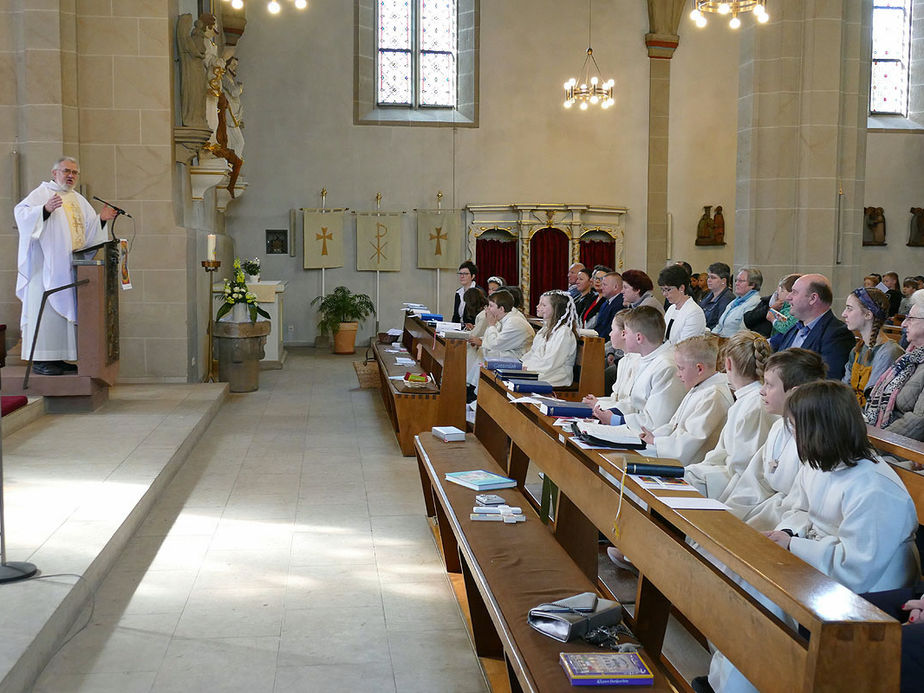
[
  {"left": 240, "top": 257, "right": 261, "bottom": 283},
  {"left": 311, "top": 286, "right": 376, "bottom": 354}
]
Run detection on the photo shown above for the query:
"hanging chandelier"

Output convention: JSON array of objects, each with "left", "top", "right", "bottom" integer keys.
[
  {"left": 689, "top": 1, "right": 769, "bottom": 29},
  {"left": 563, "top": 0, "right": 615, "bottom": 111},
  {"left": 220, "top": 0, "right": 307, "bottom": 13}
]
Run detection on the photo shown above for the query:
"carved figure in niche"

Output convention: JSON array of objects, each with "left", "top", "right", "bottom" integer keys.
[
  {"left": 909, "top": 207, "right": 924, "bottom": 247},
  {"left": 221, "top": 53, "right": 244, "bottom": 157},
  {"left": 713, "top": 205, "right": 725, "bottom": 244},
  {"left": 177, "top": 14, "right": 208, "bottom": 128},
  {"left": 206, "top": 89, "right": 243, "bottom": 197},
  {"left": 863, "top": 206, "right": 886, "bottom": 246},
  {"left": 201, "top": 14, "right": 225, "bottom": 137}
]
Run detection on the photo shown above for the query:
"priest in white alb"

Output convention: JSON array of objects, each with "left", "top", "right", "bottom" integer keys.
[{"left": 14, "top": 157, "right": 116, "bottom": 375}]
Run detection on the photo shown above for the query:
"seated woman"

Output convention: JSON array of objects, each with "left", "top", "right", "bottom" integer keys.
[
  {"left": 463, "top": 287, "right": 490, "bottom": 386},
  {"left": 766, "top": 273, "right": 800, "bottom": 336},
  {"left": 572, "top": 268, "right": 597, "bottom": 324},
  {"left": 621, "top": 269, "right": 664, "bottom": 314},
  {"left": 864, "top": 298, "right": 924, "bottom": 440},
  {"left": 658, "top": 264, "right": 707, "bottom": 344},
  {"left": 579, "top": 267, "right": 608, "bottom": 329},
  {"left": 710, "top": 381, "right": 919, "bottom": 693},
  {"left": 841, "top": 287, "right": 903, "bottom": 406},
  {"left": 520, "top": 290, "right": 578, "bottom": 387},
  {"left": 685, "top": 331, "right": 775, "bottom": 498}
]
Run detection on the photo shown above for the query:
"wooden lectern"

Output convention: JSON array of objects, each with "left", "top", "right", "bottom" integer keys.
[{"left": 0, "top": 240, "right": 120, "bottom": 412}]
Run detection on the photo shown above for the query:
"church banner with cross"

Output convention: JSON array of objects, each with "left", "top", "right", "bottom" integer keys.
[
  {"left": 355, "top": 212, "right": 403, "bottom": 272},
  {"left": 303, "top": 210, "right": 345, "bottom": 269},
  {"left": 417, "top": 210, "right": 461, "bottom": 269}
]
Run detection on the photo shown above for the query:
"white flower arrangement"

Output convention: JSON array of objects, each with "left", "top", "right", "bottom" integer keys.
[{"left": 215, "top": 258, "right": 271, "bottom": 322}]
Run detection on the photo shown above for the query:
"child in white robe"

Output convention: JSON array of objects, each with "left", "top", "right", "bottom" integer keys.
[
  {"left": 709, "top": 381, "right": 919, "bottom": 693},
  {"left": 600, "top": 310, "right": 639, "bottom": 405},
  {"left": 467, "top": 288, "right": 534, "bottom": 387},
  {"left": 520, "top": 290, "right": 578, "bottom": 387},
  {"left": 638, "top": 336, "right": 733, "bottom": 466},
  {"left": 719, "top": 349, "right": 827, "bottom": 529},
  {"left": 582, "top": 305, "right": 686, "bottom": 431},
  {"left": 685, "top": 331, "right": 776, "bottom": 497}
]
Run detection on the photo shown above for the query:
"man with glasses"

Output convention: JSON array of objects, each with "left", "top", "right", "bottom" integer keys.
[
  {"left": 13, "top": 157, "right": 117, "bottom": 375},
  {"left": 452, "top": 261, "right": 480, "bottom": 324}
]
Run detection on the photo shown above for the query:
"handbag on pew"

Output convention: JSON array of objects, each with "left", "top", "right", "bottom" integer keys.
[{"left": 527, "top": 592, "right": 622, "bottom": 643}]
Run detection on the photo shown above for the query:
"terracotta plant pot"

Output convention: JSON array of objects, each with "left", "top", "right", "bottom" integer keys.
[{"left": 332, "top": 322, "right": 359, "bottom": 354}]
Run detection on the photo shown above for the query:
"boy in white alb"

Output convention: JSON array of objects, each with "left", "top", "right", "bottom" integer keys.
[
  {"left": 467, "top": 288, "right": 534, "bottom": 387},
  {"left": 638, "top": 336, "right": 733, "bottom": 466},
  {"left": 583, "top": 306, "right": 686, "bottom": 431},
  {"left": 718, "top": 349, "right": 827, "bottom": 529},
  {"left": 685, "top": 331, "right": 776, "bottom": 497}
]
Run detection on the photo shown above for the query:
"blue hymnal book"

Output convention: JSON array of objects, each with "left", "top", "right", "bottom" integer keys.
[
  {"left": 505, "top": 379, "right": 555, "bottom": 394},
  {"left": 485, "top": 359, "right": 523, "bottom": 371},
  {"left": 419, "top": 313, "right": 443, "bottom": 321},
  {"left": 538, "top": 401, "right": 593, "bottom": 418},
  {"left": 444, "top": 470, "right": 517, "bottom": 491}
]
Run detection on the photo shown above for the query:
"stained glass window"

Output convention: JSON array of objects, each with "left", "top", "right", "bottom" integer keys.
[
  {"left": 870, "top": 1, "right": 912, "bottom": 115},
  {"left": 377, "top": 0, "right": 457, "bottom": 108}
]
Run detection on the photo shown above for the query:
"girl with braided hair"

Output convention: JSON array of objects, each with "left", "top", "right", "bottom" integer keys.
[
  {"left": 520, "top": 290, "right": 578, "bottom": 387},
  {"left": 685, "top": 331, "right": 776, "bottom": 499},
  {"left": 841, "top": 287, "right": 903, "bottom": 406}
]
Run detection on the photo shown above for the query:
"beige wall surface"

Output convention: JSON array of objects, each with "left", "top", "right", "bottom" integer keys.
[
  {"left": 224, "top": 0, "right": 654, "bottom": 343},
  {"left": 862, "top": 130, "right": 924, "bottom": 283},
  {"left": 667, "top": 17, "right": 740, "bottom": 274}
]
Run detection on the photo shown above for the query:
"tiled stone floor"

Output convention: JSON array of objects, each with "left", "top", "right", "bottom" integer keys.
[{"left": 31, "top": 348, "right": 487, "bottom": 692}]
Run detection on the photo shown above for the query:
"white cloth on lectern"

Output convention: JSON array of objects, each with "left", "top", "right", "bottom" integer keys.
[{"left": 14, "top": 180, "right": 106, "bottom": 360}]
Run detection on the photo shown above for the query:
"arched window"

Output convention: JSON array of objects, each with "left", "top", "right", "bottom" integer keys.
[
  {"left": 870, "top": 0, "right": 912, "bottom": 115},
  {"left": 378, "top": 0, "right": 457, "bottom": 107}
]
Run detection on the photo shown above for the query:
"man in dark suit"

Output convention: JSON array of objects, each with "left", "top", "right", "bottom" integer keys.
[
  {"left": 769, "top": 273, "right": 856, "bottom": 380},
  {"left": 594, "top": 272, "right": 625, "bottom": 340}
]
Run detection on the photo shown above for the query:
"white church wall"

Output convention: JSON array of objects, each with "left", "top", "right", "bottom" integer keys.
[
  {"left": 226, "top": 0, "right": 651, "bottom": 344},
  {"left": 667, "top": 17, "right": 740, "bottom": 276},
  {"left": 862, "top": 131, "right": 924, "bottom": 283}
]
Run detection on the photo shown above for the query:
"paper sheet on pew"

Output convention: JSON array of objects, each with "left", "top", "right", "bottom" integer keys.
[
  {"left": 630, "top": 474, "right": 698, "bottom": 492},
  {"left": 506, "top": 394, "right": 568, "bottom": 405},
  {"left": 386, "top": 328, "right": 403, "bottom": 337},
  {"left": 656, "top": 496, "right": 727, "bottom": 510},
  {"left": 394, "top": 357, "right": 416, "bottom": 366}
]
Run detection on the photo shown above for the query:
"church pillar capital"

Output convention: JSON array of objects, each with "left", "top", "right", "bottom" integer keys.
[{"left": 645, "top": 33, "right": 679, "bottom": 60}]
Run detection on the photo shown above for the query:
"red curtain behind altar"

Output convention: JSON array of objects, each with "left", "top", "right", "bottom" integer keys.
[
  {"left": 529, "top": 227, "right": 570, "bottom": 314},
  {"left": 475, "top": 236, "right": 518, "bottom": 290},
  {"left": 580, "top": 239, "right": 616, "bottom": 271}
]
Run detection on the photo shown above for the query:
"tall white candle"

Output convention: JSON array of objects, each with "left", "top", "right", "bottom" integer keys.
[{"left": 207, "top": 234, "right": 216, "bottom": 260}]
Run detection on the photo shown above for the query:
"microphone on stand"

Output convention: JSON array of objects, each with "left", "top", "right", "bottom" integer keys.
[{"left": 92, "top": 196, "right": 133, "bottom": 218}]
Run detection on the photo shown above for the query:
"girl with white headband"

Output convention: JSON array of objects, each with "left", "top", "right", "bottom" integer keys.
[{"left": 520, "top": 290, "right": 579, "bottom": 386}]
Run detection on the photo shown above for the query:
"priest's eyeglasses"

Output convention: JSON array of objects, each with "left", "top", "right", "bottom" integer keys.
[{"left": 59, "top": 168, "right": 79, "bottom": 176}]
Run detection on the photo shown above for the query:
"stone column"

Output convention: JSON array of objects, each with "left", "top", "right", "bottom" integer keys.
[
  {"left": 734, "top": 0, "right": 872, "bottom": 298},
  {"left": 644, "top": 0, "right": 686, "bottom": 279},
  {"left": 910, "top": 0, "right": 924, "bottom": 124}
]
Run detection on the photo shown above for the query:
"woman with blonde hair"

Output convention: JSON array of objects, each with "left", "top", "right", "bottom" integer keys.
[{"left": 685, "top": 331, "right": 775, "bottom": 498}]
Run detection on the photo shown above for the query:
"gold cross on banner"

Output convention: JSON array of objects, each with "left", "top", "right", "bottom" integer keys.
[
  {"left": 317, "top": 226, "right": 332, "bottom": 256},
  {"left": 430, "top": 225, "right": 447, "bottom": 256},
  {"left": 370, "top": 222, "right": 389, "bottom": 263}
]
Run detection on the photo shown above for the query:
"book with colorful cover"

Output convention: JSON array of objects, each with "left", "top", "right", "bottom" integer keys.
[
  {"left": 444, "top": 470, "right": 517, "bottom": 491},
  {"left": 559, "top": 652, "right": 654, "bottom": 687}
]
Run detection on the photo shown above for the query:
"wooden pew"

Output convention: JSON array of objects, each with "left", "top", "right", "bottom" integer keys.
[
  {"left": 370, "top": 313, "right": 467, "bottom": 455},
  {"left": 460, "top": 369, "right": 901, "bottom": 692},
  {"left": 416, "top": 431, "right": 675, "bottom": 692},
  {"left": 869, "top": 425, "right": 924, "bottom": 524}
]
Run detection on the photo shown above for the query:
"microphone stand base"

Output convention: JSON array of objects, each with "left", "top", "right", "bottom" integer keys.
[{"left": 0, "top": 561, "right": 38, "bottom": 583}]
